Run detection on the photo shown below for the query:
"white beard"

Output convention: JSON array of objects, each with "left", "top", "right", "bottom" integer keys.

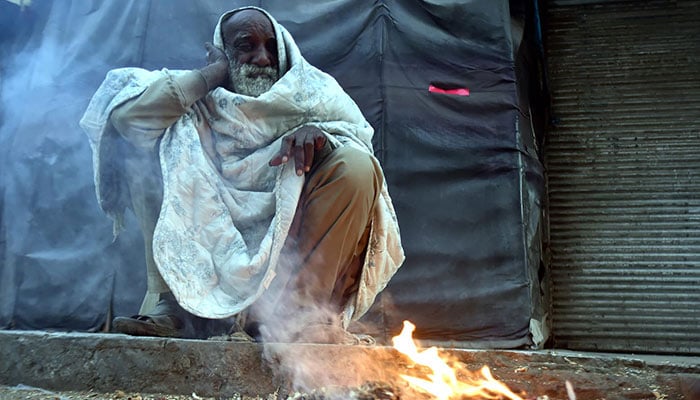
[{"left": 228, "top": 59, "right": 278, "bottom": 97}]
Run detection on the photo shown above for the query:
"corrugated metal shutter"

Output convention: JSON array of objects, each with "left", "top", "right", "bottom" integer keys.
[{"left": 543, "top": 0, "right": 700, "bottom": 354}]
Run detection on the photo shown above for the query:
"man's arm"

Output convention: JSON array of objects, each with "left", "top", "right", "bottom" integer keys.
[{"left": 111, "top": 44, "right": 229, "bottom": 149}]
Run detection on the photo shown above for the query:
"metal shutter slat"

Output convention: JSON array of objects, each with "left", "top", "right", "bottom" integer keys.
[{"left": 544, "top": 0, "right": 700, "bottom": 354}]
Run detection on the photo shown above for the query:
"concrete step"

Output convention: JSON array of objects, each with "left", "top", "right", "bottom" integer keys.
[{"left": 1, "top": 330, "right": 699, "bottom": 399}]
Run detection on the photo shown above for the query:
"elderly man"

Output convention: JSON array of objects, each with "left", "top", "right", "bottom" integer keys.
[{"left": 80, "top": 7, "right": 404, "bottom": 342}]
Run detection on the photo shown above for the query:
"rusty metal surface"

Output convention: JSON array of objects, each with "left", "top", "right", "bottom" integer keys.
[{"left": 543, "top": 0, "right": 700, "bottom": 354}]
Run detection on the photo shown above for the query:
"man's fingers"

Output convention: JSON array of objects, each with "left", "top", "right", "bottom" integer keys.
[
  {"left": 269, "top": 129, "right": 324, "bottom": 174},
  {"left": 269, "top": 136, "right": 292, "bottom": 166},
  {"left": 294, "top": 139, "right": 305, "bottom": 176},
  {"left": 269, "top": 153, "right": 289, "bottom": 167},
  {"left": 204, "top": 42, "right": 227, "bottom": 66},
  {"left": 304, "top": 135, "right": 315, "bottom": 172},
  {"left": 314, "top": 134, "right": 326, "bottom": 150},
  {"left": 204, "top": 42, "right": 214, "bottom": 59}
]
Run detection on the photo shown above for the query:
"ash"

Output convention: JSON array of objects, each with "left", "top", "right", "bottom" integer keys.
[{"left": 287, "top": 381, "right": 399, "bottom": 400}]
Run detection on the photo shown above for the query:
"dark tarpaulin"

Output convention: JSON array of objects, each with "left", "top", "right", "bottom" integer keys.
[{"left": 0, "top": 0, "right": 545, "bottom": 347}]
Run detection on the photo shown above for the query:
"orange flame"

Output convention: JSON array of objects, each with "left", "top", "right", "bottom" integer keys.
[{"left": 392, "top": 320, "right": 525, "bottom": 400}]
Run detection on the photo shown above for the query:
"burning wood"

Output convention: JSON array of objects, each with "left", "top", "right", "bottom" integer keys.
[
  {"left": 272, "top": 320, "right": 577, "bottom": 400},
  {"left": 391, "top": 321, "right": 525, "bottom": 400},
  {"left": 391, "top": 321, "right": 575, "bottom": 400}
]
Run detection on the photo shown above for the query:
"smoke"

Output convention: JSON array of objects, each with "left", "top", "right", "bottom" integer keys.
[
  {"left": 260, "top": 310, "right": 401, "bottom": 398},
  {"left": 263, "top": 341, "right": 403, "bottom": 399},
  {"left": 0, "top": 1, "right": 147, "bottom": 330},
  {"left": 240, "top": 246, "right": 399, "bottom": 396},
  {"left": 255, "top": 296, "right": 408, "bottom": 399}
]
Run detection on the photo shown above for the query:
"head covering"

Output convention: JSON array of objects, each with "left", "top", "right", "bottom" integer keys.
[{"left": 212, "top": 7, "right": 289, "bottom": 79}]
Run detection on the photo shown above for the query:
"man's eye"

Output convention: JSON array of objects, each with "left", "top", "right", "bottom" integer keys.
[{"left": 236, "top": 42, "right": 253, "bottom": 51}]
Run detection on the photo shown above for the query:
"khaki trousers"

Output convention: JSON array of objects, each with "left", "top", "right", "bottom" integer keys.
[{"left": 125, "top": 144, "right": 381, "bottom": 323}]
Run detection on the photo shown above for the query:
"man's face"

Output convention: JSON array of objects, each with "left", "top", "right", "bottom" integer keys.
[{"left": 221, "top": 10, "right": 279, "bottom": 96}]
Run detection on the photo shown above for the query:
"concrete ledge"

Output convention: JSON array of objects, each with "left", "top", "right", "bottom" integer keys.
[
  {"left": 0, "top": 331, "right": 275, "bottom": 396},
  {"left": 1, "top": 330, "right": 699, "bottom": 399}
]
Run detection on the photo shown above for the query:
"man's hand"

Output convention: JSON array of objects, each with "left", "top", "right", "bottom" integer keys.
[
  {"left": 269, "top": 126, "right": 327, "bottom": 176},
  {"left": 205, "top": 42, "right": 228, "bottom": 66},
  {"left": 200, "top": 42, "right": 229, "bottom": 91}
]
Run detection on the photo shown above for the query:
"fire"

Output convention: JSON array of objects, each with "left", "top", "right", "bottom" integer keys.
[{"left": 391, "top": 320, "right": 525, "bottom": 400}]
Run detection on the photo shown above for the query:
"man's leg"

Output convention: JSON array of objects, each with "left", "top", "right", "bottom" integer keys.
[
  {"left": 122, "top": 145, "right": 170, "bottom": 314},
  {"left": 112, "top": 144, "right": 190, "bottom": 337},
  {"left": 250, "top": 146, "right": 383, "bottom": 342}
]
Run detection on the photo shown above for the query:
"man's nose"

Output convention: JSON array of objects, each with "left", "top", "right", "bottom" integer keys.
[{"left": 251, "top": 46, "right": 274, "bottom": 67}]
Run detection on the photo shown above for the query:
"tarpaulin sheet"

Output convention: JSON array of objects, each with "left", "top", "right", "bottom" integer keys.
[{"left": 0, "top": 0, "right": 544, "bottom": 347}]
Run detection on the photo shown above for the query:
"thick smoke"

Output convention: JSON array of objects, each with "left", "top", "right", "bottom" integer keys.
[
  {"left": 260, "top": 306, "right": 398, "bottom": 397},
  {"left": 246, "top": 247, "right": 398, "bottom": 395}
]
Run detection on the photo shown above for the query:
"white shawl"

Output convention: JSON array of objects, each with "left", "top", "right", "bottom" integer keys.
[{"left": 80, "top": 7, "right": 404, "bottom": 321}]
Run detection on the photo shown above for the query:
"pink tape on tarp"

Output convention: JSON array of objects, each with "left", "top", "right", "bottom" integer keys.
[{"left": 428, "top": 85, "right": 470, "bottom": 96}]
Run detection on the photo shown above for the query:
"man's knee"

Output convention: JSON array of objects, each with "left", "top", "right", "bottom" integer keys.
[{"left": 322, "top": 146, "right": 382, "bottom": 195}]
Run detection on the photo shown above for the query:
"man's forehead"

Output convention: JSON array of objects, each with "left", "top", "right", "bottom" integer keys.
[{"left": 222, "top": 10, "right": 274, "bottom": 39}]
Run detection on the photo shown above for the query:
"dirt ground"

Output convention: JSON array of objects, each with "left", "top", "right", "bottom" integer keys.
[
  {"left": 0, "top": 384, "right": 403, "bottom": 400},
  {"left": 2, "top": 372, "right": 698, "bottom": 400},
  {"left": 2, "top": 363, "right": 698, "bottom": 400},
  {"left": 0, "top": 385, "right": 273, "bottom": 400}
]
